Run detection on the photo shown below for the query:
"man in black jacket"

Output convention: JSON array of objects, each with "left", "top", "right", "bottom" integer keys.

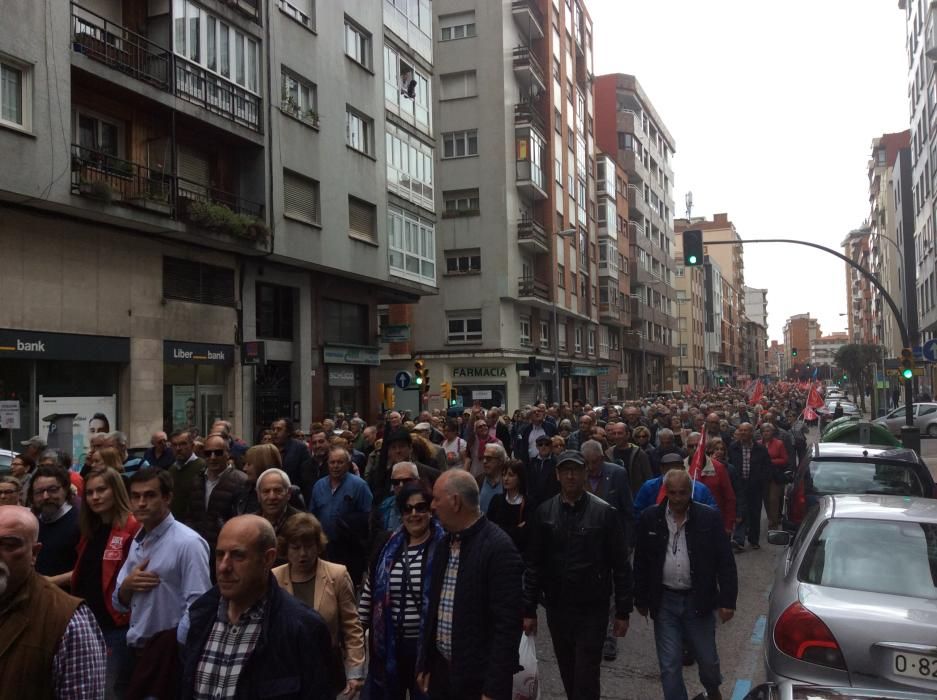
[
  {"left": 419, "top": 470, "right": 523, "bottom": 700},
  {"left": 727, "top": 422, "right": 771, "bottom": 551},
  {"left": 271, "top": 418, "right": 312, "bottom": 487},
  {"left": 634, "top": 469, "right": 737, "bottom": 700},
  {"left": 515, "top": 406, "right": 557, "bottom": 466},
  {"left": 179, "top": 515, "right": 334, "bottom": 699},
  {"left": 606, "top": 422, "right": 653, "bottom": 497},
  {"left": 527, "top": 435, "right": 559, "bottom": 508},
  {"left": 523, "top": 450, "right": 632, "bottom": 700}
]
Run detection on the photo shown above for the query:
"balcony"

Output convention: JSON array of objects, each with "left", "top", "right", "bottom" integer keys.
[
  {"left": 177, "top": 177, "right": 264, "bottom": 220},
  {"left": 514, "top": 100, "right": 547, "bottom": 134},
  {"left": 627, "top": 184, "right": 647, "bottom": 217},
  {"left": 71, "top": 4, "right": 171, "bottom": 91},
  {"left": 620, "top": 150, "right": 648, "bottom": 186},
  {"left": 516, "top": 159, "right": 548, "bottom": 201},
  {"left": 517, "top": 217, "right": 549, "bottom": 253},
  {"left": 511, "top": 0, "right": 544, "bottom": 40},
  {"left": 600, "top": 303, "right": 620, "bottom": 323},
  {"left": 518, "top": 276, "right": 551, "bottom": 302},
  {"left": 512, "top": 46, "right": 546, "bottom": 94},
  {"left": 175, "top": 58, "right": 262, "bottom": 132},
  {"left": 598, "top": 258, "right": 619, "bottom": 280}
]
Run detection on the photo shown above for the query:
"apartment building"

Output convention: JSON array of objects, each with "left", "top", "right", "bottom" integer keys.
[
  {"left": 411, "top": 0, "right": 609, "bottom": 410},
  {"left": 767, "top": 340, "right": 787, "bottom": 377},
  {"left": 703, "top": 256, "right": 725, "bottom": 386},
  {"left": 594, "top": 73, "right": 677, "bottom": 395},
  {"left": 811, "top": 332, "right": 850, "bottom": 368},
  {"left": 783, "top": 313, "right": 821, "bottom": 367},
  {"left": 743, "top": 286, "right": 768, "bottom": 378},
  {"left": 842, "top": 226, "right": 875, "bottom": 345},
  {"left": 0, "top": 0, "right": 435, "bottom": 447},
  {"left": 675, "top": 213, "right": 746, "bottom": 380},
  {"left": 868, "top": 131, "right": 911, "bottom": 356}
]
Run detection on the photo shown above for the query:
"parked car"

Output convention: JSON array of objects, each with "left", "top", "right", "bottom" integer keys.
[
  {"left": 766, "top": 495, "right": 937, "bottom": 693},
  {"left": 874, "top": 403, "right": 937, "bottom": 438},
  {"left": 744, "top": 681, "right": 937, "bottom": 700},
  {"left": 782, "top": 442, "right": 936, "bottom": 532},
  {"left": 818, "top": 400, "right": 861, "bottom": 431},
  {"left": 0, "top": 449, "right": 16, "bottom": 475},
  {"left": 820, "top": 420, "right": 902, "bottom": 448}
]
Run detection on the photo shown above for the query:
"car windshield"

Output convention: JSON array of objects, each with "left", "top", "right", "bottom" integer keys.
[
  {"left": 799, "top": 518, "right": 937, "bottom": 598},
  {"left": 806, "top": 460, "right": 925, "bottom": 497}
]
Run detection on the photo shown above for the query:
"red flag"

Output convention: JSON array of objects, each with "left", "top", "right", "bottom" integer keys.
[
  {"left": 806, "top": 384, "right": 824, "bottom": 409},
  {"left": 689, "top": 428, "right": 707, "bottom": 477},
  {"left": 748, "top": 379, "right": 764, "bottom": 406},
  {"left": 803, "top": 406, "right": 818, "bottom": 421}
]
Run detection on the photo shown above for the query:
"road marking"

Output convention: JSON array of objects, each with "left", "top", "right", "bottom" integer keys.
[
  {"left": 750, "top": 615, "right": 766, "bottom": 644},
  {"left": 730, "top": 679, "right": 752, "bottom": 700}
]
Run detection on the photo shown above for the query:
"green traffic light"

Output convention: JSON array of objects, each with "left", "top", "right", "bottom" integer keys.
[
  {"left": 688, "top": 255, "right": 697, "bottom": 265},
  {"left": 415, "top": 376, "right": 423, "bottom": 385},
  {"left": 902, "top": 368, "right": 914, "bottom": 380}
]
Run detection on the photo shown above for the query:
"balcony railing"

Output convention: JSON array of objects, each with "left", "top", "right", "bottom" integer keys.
[
  {"left": 514, "top": 100, "right": 547, "bottom": 133},
  {"left": 177, "top": 176, "right": 264, "bottom": 219},
  {"left": 71, "top": 3, "right": 171, "bottom": 90},
  {"left": 517, "top": 217, "right": 548, "bottom": 251},
  {"left": 175, "top": 58, "right": 262, "bottom": 132},
  {"left": 71, "top": 144, "right": 173, "bottom": 209},
  {"left": 511, "top": 0, "right": 545, "bottom": 39},
  {"left": 518, "top": 276, "right": 550, "bottom": 301},
  {"left": 512, "top": 46, "right": 546, "bottom": 90}
]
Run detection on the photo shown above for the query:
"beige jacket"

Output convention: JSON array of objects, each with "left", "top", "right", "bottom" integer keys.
[{"left": 272, "top": 559, "right": 366, "bottom": 678}]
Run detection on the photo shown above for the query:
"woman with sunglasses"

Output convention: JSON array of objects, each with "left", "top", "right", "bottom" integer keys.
[
  {"left": 358, "top": 483, "right": 445, "bottom": 700},
  {"left": 71, "top": 467, "right": 141, "bottom": 698}
]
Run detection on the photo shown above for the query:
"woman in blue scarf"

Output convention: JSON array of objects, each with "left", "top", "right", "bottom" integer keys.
[{"left": 359, "top": 482, "right": 445, "bottom": 699}]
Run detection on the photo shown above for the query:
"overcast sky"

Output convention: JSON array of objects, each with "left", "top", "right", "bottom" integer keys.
[{"left": 590, "top": 0, "right": 909, "bottom": 342}]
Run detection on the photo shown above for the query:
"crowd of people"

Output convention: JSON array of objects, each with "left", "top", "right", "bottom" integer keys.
[{"left": 0, "top": 383, "right": 811, "bottom": 700}]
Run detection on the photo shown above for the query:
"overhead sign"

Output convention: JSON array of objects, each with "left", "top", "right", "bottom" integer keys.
[
  {"left": 381, "top": 324, "right": 411, "bottom": 343},
  {"left": 452, "top": 367, "right": 508, "bottom": 378},
  {"left": 323, "top": 345, "right": 380, "bottom": 366},
  {"left": 0, "top": 401, "right": 20, "bottom": 430},
  {"left": 923, "top": 338, "right": 937, "bottom": 363},
  {"left": 0, "top": 328, "right": 129, "bottom": 362},
  {"left": 394, "top": 371, "right": 412, "bottom": 389},
  {"left": 472, "top": 390, "right": 493, "bottom": 400},
  {"left": 164, "top": 340, "right": 235, "bottom": 366}
]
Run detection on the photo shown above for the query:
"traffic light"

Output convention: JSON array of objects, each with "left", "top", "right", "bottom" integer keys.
[
  {"left": 527, "top": 356, "right": 539, "bottom": 377},
  {"left": 423, "top": 366, "right": 430, "bottom": 394},
  {"left": 791, "top": 348, "right": 798, "bottom": 358},
  {"left": 900, "top": 347, "right": 915, "bottom": 380},
  {"left": 682, "top": 229, "right": 703, "bottom": 266},
  {"left": 441, "top": 381, "right": 456, "bottom": 405},
  {"left": 414, "top": 359, "right": 425, "bottom": 386},
  {"left": 718, "top": 376, "right": 725, "bottom": 385}
]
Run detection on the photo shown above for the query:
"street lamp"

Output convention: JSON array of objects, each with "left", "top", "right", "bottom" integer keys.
[{"left": 552, "top": 228, "right": 577, "bottom": 404}]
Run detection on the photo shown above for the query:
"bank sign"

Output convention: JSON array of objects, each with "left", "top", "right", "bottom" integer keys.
[
  {"left": 0, "top": 329, "right": 130, "bottom": 362},
  {"left": 452, "top": 366, "right": 508, "bottom": 379},
  {"left": 164, "top": 340, "right": 235, "bottom": 366}
]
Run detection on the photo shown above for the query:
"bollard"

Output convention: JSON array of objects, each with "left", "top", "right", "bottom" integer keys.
[{"left": 901, "top": 424, "right": 921, "bottom": 455}]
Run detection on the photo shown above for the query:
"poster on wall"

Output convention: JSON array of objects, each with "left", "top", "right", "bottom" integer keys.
[
  {"left": 172, "top": 386, "right": 197, "bottom": 432},
  {"left": 38, "top": 395, "right": 117, "bottom": 468}
]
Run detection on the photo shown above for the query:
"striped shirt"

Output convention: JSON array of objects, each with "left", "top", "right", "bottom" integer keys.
[{"left": 359, "top": 542, "right": 427, "bottom": 639}]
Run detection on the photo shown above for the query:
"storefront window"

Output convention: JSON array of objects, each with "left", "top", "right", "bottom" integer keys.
[
  {"left": 326, "top": 365, "right": 361, "bottom": 416},
  {"left": 163, "top": 363, "right": 227, "bottom": 436}
]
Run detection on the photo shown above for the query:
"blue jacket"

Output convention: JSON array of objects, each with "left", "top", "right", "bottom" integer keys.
[
  {"left": 632, "top": 476, "right": 718, "bottom": 521},
  {"left": 179, "top": 575, "right": 335, "bottom": 699}
]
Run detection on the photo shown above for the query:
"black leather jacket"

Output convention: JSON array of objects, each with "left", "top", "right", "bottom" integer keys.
[{"left": 524, "top": 492, "right": 632, "bottom": 618}]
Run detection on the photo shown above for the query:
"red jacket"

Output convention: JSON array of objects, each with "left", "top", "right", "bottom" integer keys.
[
  {"left": 689, "top": 457, "right": 737, "bottom": 533},
  {"left": 70, "top": 515, "right": 141, "bottom": 626},
  {"left": 763, "top": 437, "right": 789, "bottom": 470}
]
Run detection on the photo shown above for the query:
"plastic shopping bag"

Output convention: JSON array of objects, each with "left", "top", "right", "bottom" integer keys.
[{"left": 512, "top": 634, "right": 540, "bottom": 700}]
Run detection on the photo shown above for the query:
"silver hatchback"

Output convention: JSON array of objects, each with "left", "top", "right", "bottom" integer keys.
[{"left": 765, "top": 495, "right": 937, "bottom": 693}]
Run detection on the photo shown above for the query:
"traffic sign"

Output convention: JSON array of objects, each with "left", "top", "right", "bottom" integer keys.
[
  {"left": 923, "top": 339, "right": 937, "bottom": 363},
  {"left": 394, "top": 371, "right": 412, "bottom": 389},
  {"left": 0, "top": 401, "right": 20, "bottom": 430},
  {"left": 885, "top": 367, "right": 924, "bottom": 377}
]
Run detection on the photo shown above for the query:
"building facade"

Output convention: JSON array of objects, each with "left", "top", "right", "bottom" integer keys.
[
  {"left": 0, "top": 0, "right": 436, "bottom": 448},
  {"left": 767, "top": 340, "right": 787, "bottom": 377},
  {"left": 743, "top": 286, "right": 768, "bottom": 378},
  {"left": 810, "top": 332, "right": 850, "bottom": 370},
  {"left": 782, "top": 314, "right": 821, "bottom": 369},
  {"left": 842, "top": 226, "right": 874, "bottom": 345},
  {"left": 594, "top": 73, "right": 678, "bottom": 395}
]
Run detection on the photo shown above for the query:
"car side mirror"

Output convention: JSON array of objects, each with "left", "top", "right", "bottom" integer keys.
[{"left": 766, "top": 530, "right": 792, "bottom": 546}]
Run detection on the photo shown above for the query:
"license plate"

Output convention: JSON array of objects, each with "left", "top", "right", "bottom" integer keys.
[{"left": 893, "top": 651, "right": 937, "bottom": 680}]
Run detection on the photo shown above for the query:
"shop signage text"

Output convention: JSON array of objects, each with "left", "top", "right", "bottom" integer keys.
[
  {"left": 164, "top": 340, "right": 235, "bottom": 367},
  {"left": 452, "top": 367, "right": 508, "bottom": 378},
  {"left": 323, "top": 345, "right": 380, "bottom": 366},
  {"left": 380, "top": 325, "right": 411, "bottom": 343},
  {"left": 0, "top": 328, "right": 130, "bottom": 363}
]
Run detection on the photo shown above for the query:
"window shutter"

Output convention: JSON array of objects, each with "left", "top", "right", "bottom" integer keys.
[
  {"left": 348, "top": 197, "right": 376, "bottom": 241},
  {"left": 177, "top": 145, "right": 210, "bottom": 192},
  {"left": 163, "top": 257, "right": 235, "bottom": 307},
  {"left": 284, "top": 172, "right": 320, "bottom": 224}
]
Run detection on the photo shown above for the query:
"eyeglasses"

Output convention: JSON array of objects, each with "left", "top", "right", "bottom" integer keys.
[
  {"left": 390, "top": 477, "right": 416, "bottom": 487},
  {"left": 204, "top": 449, "right": 226, "bottom": 458},
  {"left": 0, "top": 489, "right": 19, "bottom": 497},
  {"left": 34, "top": 485, "right": 62, "bottom": 496},
  {"left": 401, "top": 502, "right": 430, "bottom": 515}
]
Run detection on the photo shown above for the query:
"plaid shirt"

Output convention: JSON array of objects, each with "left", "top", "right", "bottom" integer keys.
[
  {"left": 193, "top": 597, "right": 266, "bottom": 700},
  {"left": 435, "top": 537, "right": 461, "bottom": 661},
  {"left": 53, "top": 603, "right": 107, "bottom": 699},
  {"left": 741, "top": 445, "right": 751, "bottom": 479}
]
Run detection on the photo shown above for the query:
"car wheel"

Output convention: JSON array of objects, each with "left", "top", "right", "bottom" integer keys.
[{"left": 928, "top": 424, "right": 937, "bottom": 438}]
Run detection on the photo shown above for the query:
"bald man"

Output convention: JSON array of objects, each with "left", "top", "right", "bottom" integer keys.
[
  {"left": 0, "top": 505, "right": 106, "bottom": 697},
  {"left": 179, "top": 515, "right": 334, "bottom": 699}
]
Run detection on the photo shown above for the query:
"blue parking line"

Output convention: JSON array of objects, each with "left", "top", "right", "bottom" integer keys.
[
  {"left": 730, "top": 679, "right": 752, "bottom": 700},
  {"left": 750, "top": 615, "right": 767, "bottom": 644}
]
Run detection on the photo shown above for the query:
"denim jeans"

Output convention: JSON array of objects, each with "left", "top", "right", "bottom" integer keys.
[
  {"left": 653, "top": 590, "right": 722, "bottom": 700},
  {"left": 102, "top": 626, "right": 131, "bottom": 699}
]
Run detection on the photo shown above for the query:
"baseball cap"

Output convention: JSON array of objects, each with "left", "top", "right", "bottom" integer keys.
[
  {"left": 555, "top": 450, "right": 586, "bottom": 469},
  {"left": 660, "top": 453, "right": 685, "bottom": 465},
  {"left": 535, "top": 435, "right": 552, "bottom": 446},
  {"left": 414, "top": 422, "right": 432, "bottom": 432},
  {"left": 20, "top": 435, "right": 46, "bottom": 448}
]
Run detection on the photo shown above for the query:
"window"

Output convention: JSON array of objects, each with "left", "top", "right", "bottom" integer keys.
[
  {"left": 277, "top": 0, "right": 315, "bottom": 30},
  {"left": 348, "top": 196, "right": 377, "bottom": 242},
  {"left": 344, "top": 18, "right": 372, "bottom": 69},
  {"left": 575, "top": 327, "right": 583, "bottom": 353},
  {"left": 74, "top": 110, "right": 123, "bottom": 158},
  {"left": 1, "top": 58, "right": 28, "bottom": 129},
  {"left": 517, "top": 129, "right": 545, "bottom": 189},
  {"left": 440, "top": 71, "right": 477, "bottom": 100},
  {"left": 383, "top": 45, "right": 431, "bottom": 133},
  {"left": 443, "top": 188, "right": 480, "bottom": 216},
  {"left": 558, "top": 325, "right": 567, "bottom": 352},
  {"left": 280, "top": 69, "right": 318, "bottom": 125},
  {"left": 388, "top": 205, "right": 436, "bottom": 284},
  {"left": 520, "top": 317, "right": 532, "bottom": 346},
  {"left": 445, "top": 251, "right": 481, "bottom": 274},
  {"left": 163, "top": 257, "right": 235, "bottom": 307},
  {"left": 540, "top": 320, "right": 551, "bottom": 349},
  {"left": 174, "top": 0, "right": 259, "bottom": 92},
  {"left": 440, "top": 11, "right": 476, "bottom": 40},
  {"left": 588, "top": 329, "right": 596, "bottom": 355},
  {"left": 256, "top": 283, "right": 294, "bottom": 340},
  {"left": 385, "top": 126, "right": 434, "bottom": 211},
  {"left": 324, "top": 300, "right": 368, "bottom": 345},
  {"left": 346, "top": 108, "right": 374, "bottom": 155},
  {"left": 557, "top": 264, "right": 565, "bottom": 288},
  {"left": 283, "top": 171, "right": 321, "bottom": 225},
  {"left": 442, "top": 130, "right": 478, "bottom": 158},
  {"left": 383, "top": 0, "right": 432, "bottom": 63},
  {"left": 448, "top": 314, "right": 482, "bottom": 343}
]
